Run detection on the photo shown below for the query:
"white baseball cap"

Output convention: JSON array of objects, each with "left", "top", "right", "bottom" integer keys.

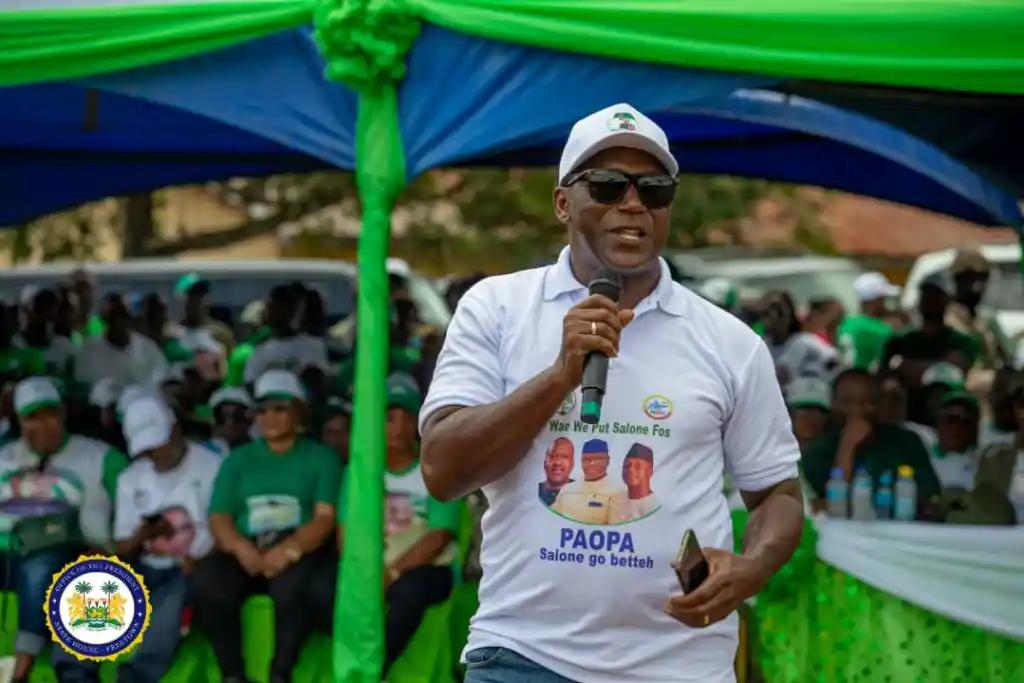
[
  {"left": 254, "top": 370, "right": 306, "bottom": 403},
  {"left": 786, "top": 377, "right": 832, "bottom": 411},
  {"left": 853, "top": 272, "right": 900, "bottom": 302},
  {"left": 558, "top": 103, "right": 678, "bottom": 184},
  {"left": 922, "top": 362, "right": 965, "bottom": 388},
  {"left": 88, "top": 377, "right": 123, "bottom": 409},
  {"left": 209, "top": 386, "right": 255, "bottom": 411},
  {"left": 122, "top": 397, "right": 176, "bottom": 457},
  {"left": 116, "top": 384, "right": 163, "bottom": 420},
  {"left": 14, "top": 377, "right": 62, "bottom": 417}
]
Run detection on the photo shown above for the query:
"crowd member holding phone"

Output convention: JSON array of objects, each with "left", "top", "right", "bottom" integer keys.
[{"left": 420, "top": 104, "right": 803, "bottom": 683}]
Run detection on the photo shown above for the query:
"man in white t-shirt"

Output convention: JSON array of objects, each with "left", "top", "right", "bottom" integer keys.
[
  {"left": 74, "top": 293, "right": 168, "bottom": 387},
  {"left": 58, "top": 397, "right": 221, "bottom": 683},
  {"left": 243, "top": 285, "right": 328, "bottom": 385},
  {"left": 420, "top": 104, "right": 804, "bottom": 683}
]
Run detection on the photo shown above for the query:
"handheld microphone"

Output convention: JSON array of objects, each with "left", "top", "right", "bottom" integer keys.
[{"left": 580, "top": 268, "right": 622, "bottom": 425}]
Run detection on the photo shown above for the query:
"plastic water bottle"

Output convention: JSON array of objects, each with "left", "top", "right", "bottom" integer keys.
[
  {"left": 874, "top": 470, "right": 894, "bottom": 520},
  {"left": 825, "top": 467, "right": 849, "bottom": 519},
  {"left": 851, "top": 468, "right": 875, "bottom": 521},
  {"left": 894, "top": 465, "right": 917, "bottom": 521}
]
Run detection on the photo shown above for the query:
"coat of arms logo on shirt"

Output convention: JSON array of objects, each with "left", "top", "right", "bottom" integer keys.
[
  {"left": 45, "top": 555, "right": 150, "bottom": 661},
  {"left": 608, "top": 112, "right": 639, "bottom": 132},
  {"left": 643, "top": 394, "right": 673, "bottom": 420}
]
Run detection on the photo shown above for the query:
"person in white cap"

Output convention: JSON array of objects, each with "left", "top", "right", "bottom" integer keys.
[
  {"left": 204, "top": 386, "right": 255, "bottom": 457},
  {"left": 421, "top": 104, "right": 803, "bottom": 683},
  {"left": 881, "top": 272, "right": 977, "bottom": 424},
  {"left": 192, "top": 370, "right": 341, "bottom": 683},
  {"left": 837, "top": 271, "right": 900, "bottom": 372},
  {"left": 786, "top": 376, "right": 832, "bottom": 451},
  {"left": 57, "top": 396, "right": 222, "bottom": 683},
  {"left": 74, "top": 292, "right": 169, "bottom": 388},
  {"left": 0, "top": 377, "right": 127, "bottom": 680}
]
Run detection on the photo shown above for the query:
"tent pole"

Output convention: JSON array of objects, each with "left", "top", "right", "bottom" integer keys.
[{"left": 333, "top": 84, "right": 407, "bottom": 683}]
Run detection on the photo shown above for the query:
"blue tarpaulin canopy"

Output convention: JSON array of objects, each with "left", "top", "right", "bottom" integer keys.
[{"left": 1, "top": 25, "right": 1020, "bottom": 227}]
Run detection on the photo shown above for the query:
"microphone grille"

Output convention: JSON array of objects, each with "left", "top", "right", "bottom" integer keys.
[{"left": 588, "top": 268, "right": 622, "bottom": 302}]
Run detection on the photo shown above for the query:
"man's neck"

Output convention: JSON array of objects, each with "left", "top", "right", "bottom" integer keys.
[
  {"left": 627, "top": 484, "right": 652, "bottom": 500},
  {"left": 183, "top": 313, "right": 204, "bottom": 328},
  {"left": 545, "top": 479, "right": 569, "bottom": 490},
  {"left": 271, "top": 326, "right": 296, "bottom": 339},
  {"left": 265, "top": 434, "right": 297, "bottom": 455},
  {"left": 568, "top": 252, "right": 660, "bottom": 311},
  {"left": 921, "top": 319, "right": 945, "bottom": 335},
  {"left": 584, "top": 473, "right": 607, "bottom": 483},
  {"left": 106, "top": 331, "right": 131, "bottom": 349},
  {"left": 387, "top": 449, "right": 417, "bottom": 473}
]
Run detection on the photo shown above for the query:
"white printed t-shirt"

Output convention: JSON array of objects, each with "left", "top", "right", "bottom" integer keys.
[
  {"left": 421, "top": 247, "right": 800, "bottom": 683},
  {"left": 242, "top": 334, "right": 328, "bottom": 384},
  {"left": 114, "top": 443, "right": 221, "bottom": 569}
]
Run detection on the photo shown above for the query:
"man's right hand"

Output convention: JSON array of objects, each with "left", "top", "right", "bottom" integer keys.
[
  {"left": 553, "top": 294, "right": 634, "bottom": 387},
  {"left": 135, "top": 517, "right": 174, "bottom": 543},
  {"left": 839, "top": 416, "right": 873, "bottom": 451},
  {"left": 233, "top": 541, "right": 265, "bottom": 576}
]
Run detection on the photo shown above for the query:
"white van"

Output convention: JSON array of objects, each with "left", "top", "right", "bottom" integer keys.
[
  {"left": 901, "top": 244, "right": 1023, "bottom": 352},
  {"left": 0, "top": 258, "right": 451, "bottom": 331}
]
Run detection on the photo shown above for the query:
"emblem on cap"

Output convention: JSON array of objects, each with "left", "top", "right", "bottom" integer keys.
[{"left": 607, "top": 112, "right": 638, "bottom": 132}]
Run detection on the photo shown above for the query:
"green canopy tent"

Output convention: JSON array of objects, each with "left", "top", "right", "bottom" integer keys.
[{"left": 2, "top": 2, "right": 1023, "bottom": 682}]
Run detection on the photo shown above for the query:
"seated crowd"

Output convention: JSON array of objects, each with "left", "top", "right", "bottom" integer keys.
[
  {"left": 736, "top": 249, "right": 1023, "bottom": 524},
  {"left": 0, "top": 250, "right": 1019, "bottom": 680},
  {"left": 0, "top": 269, "right": 459, "bottom": 683}
]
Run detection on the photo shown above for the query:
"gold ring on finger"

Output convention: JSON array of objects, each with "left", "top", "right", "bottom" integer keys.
[
  {"left": 590, "top": 321, "right": 597, "bottom": 336},
  {"left": 703, "top": 613, "right": 710, "bottom": 626}
]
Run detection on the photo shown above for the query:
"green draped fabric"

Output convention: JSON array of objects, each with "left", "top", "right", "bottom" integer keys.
[
  {"left": 732, "top": 512, "right": 1024, "bottom": 683},
  {"left": 0, "top": 1, "right": 314, "bottom": 87},
  {"left": 409, "top": 0, "right": 1024, "bottom": 94},
  {"left": 2, "top": 0, "right": 1023, "bottom": 94}
]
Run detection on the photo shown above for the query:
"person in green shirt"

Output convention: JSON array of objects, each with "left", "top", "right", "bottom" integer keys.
[
  {"left": 192, "top": 369, "right": 340, "bottom": 683},
  {"left": 838, "top": 272, "right": 899, "bottom": 372},
  {"left": 802, "top": 368, "right": 942, "bottom": 518}
]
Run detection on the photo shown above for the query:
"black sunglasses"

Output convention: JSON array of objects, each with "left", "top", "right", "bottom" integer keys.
[{"left": 562, "top": 169, "right": 678, "bottom": 209}]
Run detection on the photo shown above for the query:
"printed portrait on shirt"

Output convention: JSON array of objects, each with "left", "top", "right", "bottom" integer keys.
[
  {"left": 544, "top": 438, "right": 661, "bottom": 526},
  {"left": 145, "top": 505, "right": 197, "bottom": 558}
]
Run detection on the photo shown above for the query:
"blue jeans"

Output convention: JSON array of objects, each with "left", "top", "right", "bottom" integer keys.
[
  {"left": 3, "top": 547, "right": 80, "bottom": 656},
  {"left": 54, "top": 565, "right": 189, "bottom": 683},
  {"left": 464, "top": 647, "right": 577, "bottom": 683}
]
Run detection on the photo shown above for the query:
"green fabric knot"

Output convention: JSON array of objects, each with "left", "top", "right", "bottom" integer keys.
[{"left": 314, "top": 0, "right": 420, "bottom": 93}]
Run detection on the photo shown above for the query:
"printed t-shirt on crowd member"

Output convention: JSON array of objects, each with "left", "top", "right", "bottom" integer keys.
[
  {"left": 241, "top": 333, "right": 328, "bottom": 385},
  {"left": 837, "top": 315, "right": 893, "bottom": 372},
  {"left": 420, "top": 247, "right": 800, "bottom": 683},
  {"left": 74, "top": 331, "right": 169, "bottom": 387},
  {"left": 767, "top": 331, "right": 839, "bottom": 389},
  {"left": 0, "top": 378, "right": 127, "bottom": 548},
  {"left": 115, "top": 399, "right": 221, "bottom": 569},
  {"left": 208, "top": 436, "right": 342, "bottom": 549},
  {"left": 339, "top": 458, "right": 461, "bottom": 568}
]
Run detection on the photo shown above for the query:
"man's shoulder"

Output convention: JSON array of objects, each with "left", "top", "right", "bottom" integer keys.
[
  {"left": 460, "top": 267, "right": 549, "bottom": 308},
  {"left": 674, "top": 284, "right": 764, "bottom": 352},
  {"left": 187, "top": 442, "right": 225, "bottom": 471}
]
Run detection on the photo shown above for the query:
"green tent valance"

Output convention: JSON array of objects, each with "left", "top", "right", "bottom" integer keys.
[{"left": 2, "top": 0, "right": 1023, "bottom": 94}]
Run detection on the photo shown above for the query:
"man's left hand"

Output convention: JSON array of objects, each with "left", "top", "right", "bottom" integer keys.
[
  {"left": 262, "top": 546, "right": 293, "bottom": 579},
  {"left": 664, "top": 548, "right": 764, "bottom": 628}
]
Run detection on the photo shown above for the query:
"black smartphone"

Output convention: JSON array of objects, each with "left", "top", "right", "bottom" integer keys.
[{"left": 671, "top": 528, "right": 710, "bottom": 593}]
